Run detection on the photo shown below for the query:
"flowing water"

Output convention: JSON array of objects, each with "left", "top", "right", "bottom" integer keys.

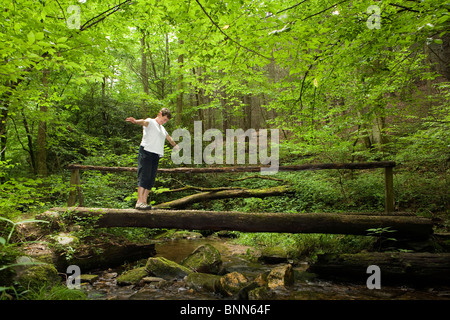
[{"left": 81, "top": 237, "right": 450, "bottom": 301}]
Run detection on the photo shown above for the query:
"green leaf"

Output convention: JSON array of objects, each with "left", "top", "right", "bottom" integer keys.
[
  {"left": 35, "top": 32, "right": 44, "bottom": 41},
  {"left": 57, "top": 37, "right": 68, "bottom": 43},
  {"left": 27, "top": 31, "right": 35, "bottom": 45}
]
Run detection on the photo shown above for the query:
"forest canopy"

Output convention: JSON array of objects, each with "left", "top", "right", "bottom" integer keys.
[{"left": 0, "top": 0, "right": 449, "bottom": 217}]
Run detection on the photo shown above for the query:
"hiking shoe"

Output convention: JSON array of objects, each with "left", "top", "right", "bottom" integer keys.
[{"left": 135, "top": 203, "right": 152, "bottom": 210}]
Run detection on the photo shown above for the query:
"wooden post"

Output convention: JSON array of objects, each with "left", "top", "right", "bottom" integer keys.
[
  {"left": 384, "top": 166, "right": 394, "bottom": 213},
  {"left": 68, "top": 169, "right": 84, "bottom": 207}
]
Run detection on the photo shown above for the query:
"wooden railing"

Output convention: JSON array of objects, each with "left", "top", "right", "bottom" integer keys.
[{"left": 66, "top": 161, "right": 396, "bottom": 213}]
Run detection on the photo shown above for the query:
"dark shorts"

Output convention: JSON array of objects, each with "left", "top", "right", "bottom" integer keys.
[{"left": 137, "top": 146, "right": 160, "bottom": 190}]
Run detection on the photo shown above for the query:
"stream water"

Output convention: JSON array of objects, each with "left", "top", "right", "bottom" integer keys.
[{"left": 80, "top": 237, "right": 450, "bottom": 301}]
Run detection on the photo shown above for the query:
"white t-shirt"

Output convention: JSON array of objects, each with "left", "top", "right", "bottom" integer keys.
[{"left": 140, "top": 118, "right": 168, "bottom": 156}]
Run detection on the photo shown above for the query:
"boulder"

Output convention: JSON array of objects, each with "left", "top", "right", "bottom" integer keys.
[
  {"left": 117, "top": 267, "right": 148, "bottom": 286},
  {"left": 215, "top": 272, "right": 249, "bottom": 297},
  {"left": 145, "top": 257, "right": 192, "bottom": 280},
  {"left": 267, "top": 264, "right": 294, "bottom": 289},
  {"left": 248, "top": 286, "right": 272, "bottom": 300},
  {"left": 181, "top": 244, "right": 222, "bottom": 274},
  {"left": 253, "top": 273, "right": 268, "bottom": 287},
  {"left": 13, "top": 256, "right": 60, "bottom": 288},
  {"left": 186, "top": 273, "right": 221, "bottom": 292},
  {"left": 80, "top": 274, "right": 99, "bottom": 284}
]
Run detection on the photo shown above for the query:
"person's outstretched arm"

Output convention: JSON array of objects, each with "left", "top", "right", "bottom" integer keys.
[{"left": 126, "top": 117, "right": 149, "bottom": 127}]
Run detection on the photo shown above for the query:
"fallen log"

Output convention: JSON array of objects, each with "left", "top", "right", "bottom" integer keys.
[
  {"left": 153, "top": 185, "right": 292, "bottom": 209},
  {"left": 309, "top": 252, "right": 450, "bottom": 286},
  {"left": 43, "top": 208, "right": 433, "bottom": 238},
  {"left": 53, "top": 242, "right": 156, "bottom": 272}
]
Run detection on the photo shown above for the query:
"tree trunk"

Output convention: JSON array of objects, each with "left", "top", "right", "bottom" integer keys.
[
  {"left": 21, "top": 111, "right": 36, "bottom": 173},
  {"left": 36, "top": 110, "right": 47, "bottom": 176},
  {"left": 140, "top": 32, "right": 149, "bottom": 117},
  {"left": 44, "top": 208, "right": 433, "bottom": 238},
  {"left": 176, "top": 40, "right": 184, "bottom": 126},
  {"left": 36, "top": 70, "right": 49, "bottom": 177},
  {"left": 0, "top": 100, "right": 7, "bottom": 165},
  {"left": 0, "top": 80, "right": 19, "bottom": 177},
  {"left": 309, "top": 252, "right": 450, "bottom": 285}
]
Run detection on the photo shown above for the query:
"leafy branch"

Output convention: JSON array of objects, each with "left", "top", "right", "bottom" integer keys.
[
  {"left": 79, "top": 0, "right": 133, "bottom": 32},
  {"left": 194, "top": 0, "right": 272, "bottom": 62}
]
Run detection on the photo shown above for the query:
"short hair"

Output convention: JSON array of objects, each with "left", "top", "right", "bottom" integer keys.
[{"left": 160, "top": 107, "right": 172, "bottom": 119}]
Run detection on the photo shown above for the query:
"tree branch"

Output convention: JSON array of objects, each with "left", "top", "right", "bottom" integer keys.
[
  {"left": 389, "top": 3, "right": 420, "bottom": 13},
  {"left": 80, "top": 0, "right": 132, "bottom": 31},
  {"left": 301, "top": 0, "right": 349, "bottom": 22},
  {"left": 194, "top": 0, "right": 272, "bottom": 61},
  {"left": 277, "top": 0, "right": 309, "bottom": 15}
]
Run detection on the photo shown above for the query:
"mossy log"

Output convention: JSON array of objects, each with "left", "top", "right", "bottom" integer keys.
[
  {"left": 154, "top": 185, "right": 292, "bottom": 209},
  {"left": 309, "top": 252, "right": 450, "bottom": 285},
  {"left": 44, "top": 207, "right": 433, "bottom": 238},
  {"left": 53, "top": 242, "right": 156, "bottom": 271}
]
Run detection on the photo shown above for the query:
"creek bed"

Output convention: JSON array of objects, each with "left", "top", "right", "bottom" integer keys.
[{"left": 80, "top": 237, "right": 450, "bottom": 300}]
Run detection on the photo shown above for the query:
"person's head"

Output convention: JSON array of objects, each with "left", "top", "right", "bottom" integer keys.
[{"left": 156, "top": 108, "right": 172, "bottom": 125}]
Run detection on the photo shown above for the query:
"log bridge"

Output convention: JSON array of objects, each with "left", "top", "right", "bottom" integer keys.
[
  {"left": 44, "top": 207, "right": 433, "bottom": 239},
  {"left": 59, "top": 161, "right": 434, "bottom": 238}
]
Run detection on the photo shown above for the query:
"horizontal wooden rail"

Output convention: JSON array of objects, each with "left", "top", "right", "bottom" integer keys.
[
  {"left": 44, "top": 207, "right": 431, "bottom": 238},
  {"left": 66, "top": 161, "right": 396, "bottom": 173}
]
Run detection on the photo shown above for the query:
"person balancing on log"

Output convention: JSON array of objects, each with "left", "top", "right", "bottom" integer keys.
[{"left": 126, "top": 108, "right": 179, "bottom": 210}]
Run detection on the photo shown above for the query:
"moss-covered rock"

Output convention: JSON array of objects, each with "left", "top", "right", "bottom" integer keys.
[
  {"left": 145, "top": 257, "right": 191, "bottom": 280},
  {"left": 14, "top": 257, "right": 60, "bottom": 289},
  {"left": 80, "top": 274, "right": 99, "bottom": 284},
  {"left": 117, "top": 267, "right": 148, "bottom": 286},
  {"left": 186, "top": 272, "right": 221, "bottom": 292},
  {"left": 181, "top": 244, "right": 222, "bottom": 274}
]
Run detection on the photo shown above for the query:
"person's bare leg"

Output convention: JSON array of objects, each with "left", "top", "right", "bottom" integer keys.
[
  {"left": 137, "top": 186, "right": 151, "bottom": 205},
  {"left": 142, "top": 188, "right": 151, "bottom": 204}
]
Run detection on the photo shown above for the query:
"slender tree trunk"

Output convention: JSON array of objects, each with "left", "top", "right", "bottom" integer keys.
[
  {"left": 140, "top": 32, "right": 149, "bottom": 117},
  {"left": 0, "top": 81, "right": 14, "bottom": 169},
  {"left": 243, "top": 95, "right": 252, "bottom": 130},
  {"left": 36, "top": 70, "right": 49, "bottom": 177},
  {"left": 0, "top": 103, "right": 7, "bottom": 165},
  {"left": 176, "top": 40, "right": 184, "bottom": 126},
  {"left": 22, "top": 111, "right": 36, "bottom": 174}
]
